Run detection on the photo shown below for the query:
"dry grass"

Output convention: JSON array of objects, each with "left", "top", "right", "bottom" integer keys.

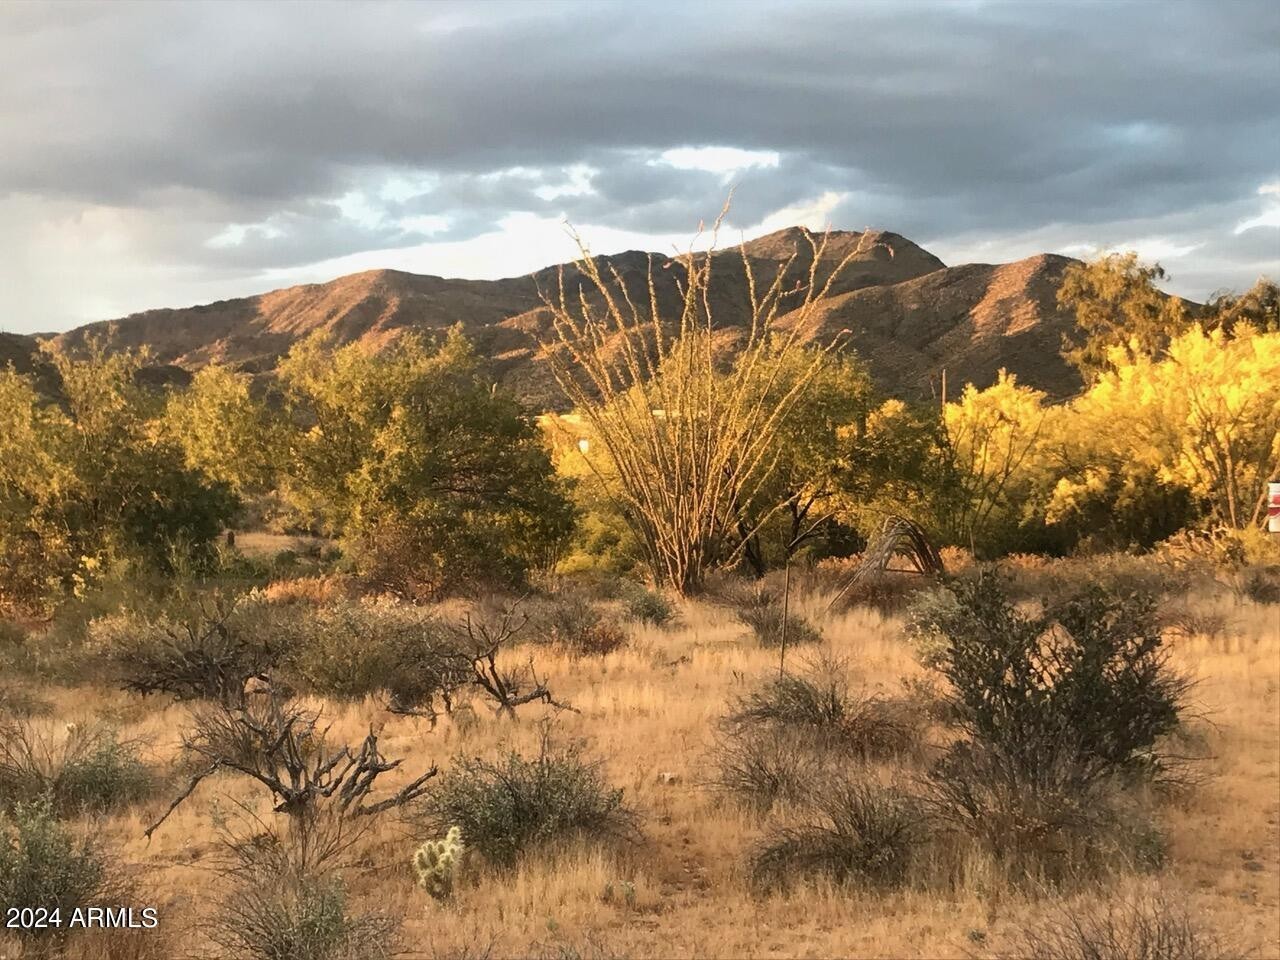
[{"left": 1, "top": 567, "right": 1276, "bottom": 959}]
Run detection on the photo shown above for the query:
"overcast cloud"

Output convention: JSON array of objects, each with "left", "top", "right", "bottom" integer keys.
[{"left": 2, "top": 0, "right": 1277, "bottom": 332}]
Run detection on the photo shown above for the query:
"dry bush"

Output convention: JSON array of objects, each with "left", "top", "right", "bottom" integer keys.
[
  {"left": 63, "top": 925, "right": 177, "bottom": 960},
  {"left": 926, "top": 741, "right": 1167, "bottom": 884},
  {"left": 749, "top": 781, "right": 923, "bottom": 892},
  {"left": 829, "top": 571, "right": 927, "bottom": 614},
  {"left": 88, "top": 593, "right": 279, "bottom": 705},
  {"left": 208, "top": 813, "right": 398, "bottom": 960},
  {"left": 0, "top": 682, "right": 52, "bottom": 719},
  {"left": 723, "top": 655, "right": 920, "bottom": 761},
  {"left": 448, "top": 603, "right": 576, "bottom": 719},
  {"left": 420, "top": 733, "right": 638, "bottom": 867},
  {"left": 526, "top": 595, "right": 629, "bottom": 657},
  {"left": 147, "top": 693, "right": 437, "bottom": 837},
  {"left": 1160, "top": 605, "right": 1234, "bottom": 643},
  {"left": 0, "top": 718, "right": 151, "bottom": 815},
  {"left": 993, "top": 552, "right": 1197, "bottom": 607},
  {"left": 707, "top": 729, "right": 831, "bottom": 813},
  {"left": 732, "top": 588, "right": 822, "bottom": 648},
  {"left": 999, "top": 891, "right": 1238, "bottom": 960},
  {"left": 1240, "top": 566, "right": 1280, "bottom": 604},
  {"left": 261, "top": 575, "right": 359, "bottom": 606}
]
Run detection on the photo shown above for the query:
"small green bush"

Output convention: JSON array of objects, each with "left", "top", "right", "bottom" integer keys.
[
  {"left": 0, "top": 719, "right": 151, "bottom": 815},
  {"left": 422, "top": 737, "right": 637, "bottom": 866},
  {"left": 921, "top": 570, "right": 1186, "bottom": 884},
  {"left": 622, "top": 588, "right": 677, "bottom": 628},
  {"left": 210, "top": 812, "right": 400, "bottom": 960},
  {"left": 749, "top": 781, "right": 922, "bottom": 892},
  {"left": 275, "top": 597, "right": 470, "bottom": 709},
  {"left": 0, "top": 798, "right": 117, "bottom": 940},
  {"left": 933, "top": 570, "right": 1189, "bottom": 782},
  {"left": 902, "top": 585, "right": 963, "bottom": 668}
]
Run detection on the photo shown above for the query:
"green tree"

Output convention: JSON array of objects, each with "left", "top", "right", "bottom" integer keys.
[
  {"left": 0, "top": 346, "right": 237, "bottom": 612},
  {"left": 732, "top": 347, "right": 871, "bottom": 574},
  {"left": 277, "top": 329, "right": 573, "bottom": 596},
  {"left": 1057, "top": 252, "right": 1191, "bottom": 382},
  {"left": 161, "top": 364, "right": 279, "bottom": 496},
  {"left": 832, "top": 397, "right": 955, "bottom": 539}
]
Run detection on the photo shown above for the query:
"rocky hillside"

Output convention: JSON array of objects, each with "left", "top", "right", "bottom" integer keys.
[{"left": 34, "top": 227, "right": 1083, "bottom": 406}]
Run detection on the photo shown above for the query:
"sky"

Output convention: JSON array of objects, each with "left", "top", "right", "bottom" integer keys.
[{"left": 2, "top": 0, "right": 1278, "bottom": 334}]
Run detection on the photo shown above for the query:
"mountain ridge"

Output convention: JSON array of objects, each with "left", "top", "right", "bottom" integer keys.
[{"left": 21, "top": 227, "right": 1086, "bottom": 406}]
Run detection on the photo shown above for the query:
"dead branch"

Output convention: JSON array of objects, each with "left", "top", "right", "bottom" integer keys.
[{"left": 144, "top": 692, "right": 436, "bottom": 839}]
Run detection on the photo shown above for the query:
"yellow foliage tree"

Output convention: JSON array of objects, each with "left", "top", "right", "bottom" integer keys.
[
  {"left": 161, "top": 364, "right": 278, "bottom": 496},
  {"left": 942, "top": 372, "right": 1050, "bottom": 554},
  {"left": 1072, "top": 325, "right": 1280, "bottom": 530}
]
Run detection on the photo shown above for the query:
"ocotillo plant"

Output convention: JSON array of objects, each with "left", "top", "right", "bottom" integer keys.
[{"left": 540, "top": 208, "right": 882, "bottom": 595}]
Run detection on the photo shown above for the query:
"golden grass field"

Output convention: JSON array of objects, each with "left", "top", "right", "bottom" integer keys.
[{"left": 2, "top": 578, "right": 1278, "bottom": 960}]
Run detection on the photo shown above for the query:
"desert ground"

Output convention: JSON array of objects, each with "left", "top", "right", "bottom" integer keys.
[{"left": 3, "top": 556, "right": 1276, "bottom": 960}]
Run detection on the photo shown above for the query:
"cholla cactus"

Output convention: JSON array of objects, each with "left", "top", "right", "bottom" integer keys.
[{"left": 413, "top": 826, "right": 464, "bottom": 900}]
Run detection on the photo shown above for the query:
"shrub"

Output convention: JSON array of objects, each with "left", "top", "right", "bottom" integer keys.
[
  {"left": 933, "top": 570, "right": 1189, "bottom": 782},
  {"left": 275, "top": 598, "right": 470, "bottom": 710},
  {"left": 0, "top": 798, "right": 118, "bottom": 941},
  {"left": 1159, "top": 605, "right": 1233, "bottom": 643},
  {"left": 0, "top": 682, "right": 51, "bottom": 718},
  {"left": 1001, "top": 892, "right": 1234, "bottom": 960},
  {"left": 733, "top": 590, "right": 822, "bottom": 648},
  {"left": 707, "top": 730, "right": 829, "bottom": 813},
  {"left": 212, "top": 863, "right": 397, "bottom": 960},
  {"left": 421, "top": 736, "right": 637, "bottom": 866},
  {"left": 830, "top": 572, "right": 923, "bottom": 614},
  {"left": 0, "top": 719, "right": 150, "bottom": 815},
  {"left": 926, "top": 741, "right": 1166, "bottom": 884},
  {"left": 622, "top": 588, "right": 678, "bottom": 628},
  {"left": 88, "top": 594, "right": 279, "bottom": 704},
  {"left": 921, "top": 570, "right": 1186, "bottom": 883},
  {"left": 209, "top": 819, "right": 399, "bottom": 960},
  {"left": 724, "top": 656, "right": 919, "bottom": 761},
  {"left": 1242, "top": 566, "right": 1280, "bottom": 604},
  {"left": 902, "top": 585, "right": 963, "bottom": 668},
  {"left": 749, "top": 781, "right": 922, "bottom": 892},
  {"left": 531, "top": 599, "right": 628, "bottom": 657}
]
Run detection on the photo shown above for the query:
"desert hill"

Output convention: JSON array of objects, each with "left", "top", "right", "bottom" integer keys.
[{"left": 32, "top": 227, "right": 1082, "bottom": 406}]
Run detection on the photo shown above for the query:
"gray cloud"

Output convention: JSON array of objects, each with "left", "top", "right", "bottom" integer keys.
[{"left": 0, "top": 0, "right": 1277, "bottom": 330}]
